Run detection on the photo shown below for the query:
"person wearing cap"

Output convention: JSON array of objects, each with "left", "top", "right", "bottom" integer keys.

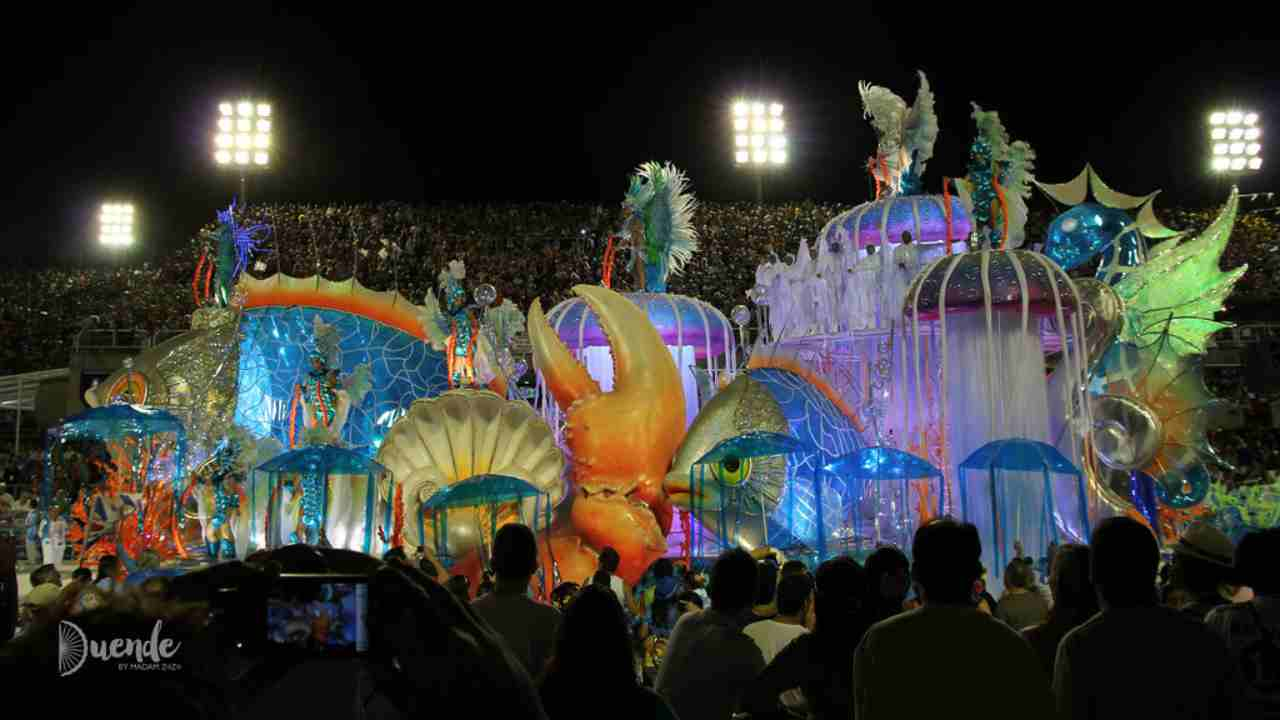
[
  {"left": 1168, "top": 522, "right": 1238, "bottom": 621},
  {"left": 1205, "top": 528, "right": 1280, "bottom": 715},
  {"left": 19, "top": 582, "right": 61, "bottom": 630}
]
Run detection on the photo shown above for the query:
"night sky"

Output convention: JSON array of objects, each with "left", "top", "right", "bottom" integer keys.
[{"left": 4, "top": 5, "right": 1276, "bottom": 263}]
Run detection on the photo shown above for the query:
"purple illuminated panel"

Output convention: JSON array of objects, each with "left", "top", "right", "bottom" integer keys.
[
  {"left": 545, "top": 292, "right": 734, "bottom": 362},
  {"left": 820, "top": 195, "right": 973, "bottom": 249}
]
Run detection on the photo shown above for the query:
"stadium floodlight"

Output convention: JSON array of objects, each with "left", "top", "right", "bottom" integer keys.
[
  {"left": 1210, "top": 108, "right": 1262, "bottom": 174},
  {"left": 99, "top": 202, "right": 135, "bottom": 248},
  {"left": 732, "top": 97, "right": 787, "bottom": 201},
  {"left": 215, "top": 98, "right": 273, "bottom": 203}
]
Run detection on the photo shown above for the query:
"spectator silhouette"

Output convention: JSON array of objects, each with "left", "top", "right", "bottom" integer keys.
[
  {"left": 538, "top": 584, "right": 678, "bottom": 720},
  {"left": 996, "top": 557, "right": 1050, "bottom": 630},
  {"left": 743, "top": 557, "right": 780, "bottom": 625},
  {"left": 1168, "top": 522, "right": 1237, "bottom": 620},
  {"left": 1206, "top": 528, "right": 1280, "bottom": 715},
  {"left": 864, "top": 546, "right": 910, "bottom": 624},
  {"left": 446, "top": 574, "right": 471, "bottom": 602},
  {"left": 656, "top": 547, "right": 764, "bottom": 720},
  {"left": 743, "top": 572, "right": 813, "bottom": 664},
  {"left": 743, "top": 556, "right": 868, "bottom": 720},
  {"left": 854, "top": 518, "right": 1054, "bottom": 720},
  {"left": 595, "top": 546, "right": 628, "bottom": 607},
  {"left": 780, "top": 559, "right": 809, "bottom": 579},
  {"left": 1054, "top": 516, "right": 1255, "bottom": 720},
  {"left": 1021, "top": 544, "right": 1098, "bottom": 678},
  {"left": 470, "top": 524, "right": 560, "bottom": 678}
]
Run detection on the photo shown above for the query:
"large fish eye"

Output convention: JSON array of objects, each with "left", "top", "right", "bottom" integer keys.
[{"left": 714, "top": 455, "right": 752, "bottom": 487}]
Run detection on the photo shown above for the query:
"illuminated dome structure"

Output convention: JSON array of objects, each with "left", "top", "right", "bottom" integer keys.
[{"left": 542, "top": 292, "right": 736, "bottom": 427}]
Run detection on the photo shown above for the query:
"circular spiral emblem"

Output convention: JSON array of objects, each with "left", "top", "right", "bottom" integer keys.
[{"left": 58, "top": 621, "right": 88, "bottom": 677}]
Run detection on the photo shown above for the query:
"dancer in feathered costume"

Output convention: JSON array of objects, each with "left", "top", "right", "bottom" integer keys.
[
  {"left": 417, "top": 259, "right": 523, "bottom": 390},
  {"left": 859, "top": 72, "right": 939, "bottom": 197},
  {"left": 286, "top": 317, "right": 372, "bottom": 544},
  {"left": 293, "top": 316, "right": 372, "bottom": 447},
  {"left": 620, "top": 162, "right": 699, "bottom": 293},
  {"left": 953, "top": 105, "right": 1037, "bottom": 249}
]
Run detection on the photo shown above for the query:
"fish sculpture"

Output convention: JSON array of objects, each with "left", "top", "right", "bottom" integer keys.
[{"left": 664, "top": 351, "right": 867, "bottom": 554}]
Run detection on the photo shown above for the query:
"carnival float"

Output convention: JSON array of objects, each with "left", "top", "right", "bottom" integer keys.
[{"left": 39, "top": 72, "right": 1267, "bottom": 591}]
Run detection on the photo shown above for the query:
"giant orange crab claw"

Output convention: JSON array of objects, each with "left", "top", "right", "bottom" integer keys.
[{"left": 528, "top": 285, "right": 685, "bottom": 571}]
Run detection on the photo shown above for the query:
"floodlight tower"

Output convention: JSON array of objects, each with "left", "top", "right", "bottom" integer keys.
[
  {"left": 214, "top": 99, "right": 272, "bottom": 205},
  {"left": 732, "top": 100, "right": 787, "bottom": 203},
  {"left": 99, "top": 202, "right": 135, "bottom": 249},
  {"left": 1209, "top": 109, "right": 1262, "bottom": 175}
]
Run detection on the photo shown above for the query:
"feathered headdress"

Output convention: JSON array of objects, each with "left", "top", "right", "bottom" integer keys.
[
  {"left": 310, "top": 315, "right": 342, "bottom": 368},
  {"left": 622, "top": 161, "right": 699, "bottom": 292},
  {"left": 859, "top": 71, "right": 939, "bottom": 196},
  {"left": 954, "top": 104, "right": 1036, "bottom": 248}
]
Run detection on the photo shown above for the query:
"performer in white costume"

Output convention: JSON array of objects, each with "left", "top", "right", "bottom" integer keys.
[
  {"left": 813, "top": 239, "right": 842, "bottom": 334},
  {"left": 885, "top": 230, "right": 921, "bottom": 327},
  {"left": 851, "top": 244, "right": 884, "bottom": 330},
  {"left": 755, "top": 255, "right": 782, "bottom": 342},
  {"left": 787, "top": 242, "right": 814, "bottom": 338},
  {"left": 40, "top": 506, "right": 67, "bottom": 566}
]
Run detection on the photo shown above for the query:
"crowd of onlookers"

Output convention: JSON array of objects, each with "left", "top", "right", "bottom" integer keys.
[
  {"left": 2, "top": 515, "right": 1275, "bottom": 718},
  {"left": 0, "top": 200, "right": 872, "bottom": 375},
  {"left": 1, "top": 199, "right": 1277, "bottom": 377}
]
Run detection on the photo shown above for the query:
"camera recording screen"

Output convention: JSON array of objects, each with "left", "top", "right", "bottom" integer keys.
[{"left": 267, "top": 579, "right": 369, "bottom": 653}]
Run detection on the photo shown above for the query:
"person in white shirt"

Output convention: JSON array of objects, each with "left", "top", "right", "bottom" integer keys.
[
  {"left": 39, "top": 506, "right": 66, "bottom": 567},
  {"left": 744, "top": 572, "right": 812, "bottom": 663},
  {"left": 596, "top": 546, "right": 628, "bottom": 609},
  {"left": 743, "top": 572, "right": 813, "bottom": 717}
]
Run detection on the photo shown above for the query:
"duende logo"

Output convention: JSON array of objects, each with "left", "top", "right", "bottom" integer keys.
[{"left": 58, "top": 620, "right": 182, "bottom": 677}]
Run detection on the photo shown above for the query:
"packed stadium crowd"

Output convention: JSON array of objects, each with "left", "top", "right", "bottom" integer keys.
[
  {"left": 0, "top": 200, "right": 1276, "bottom": 378},
  {"left": 0, "top": 200, "right": 847, "bottom": 375}
]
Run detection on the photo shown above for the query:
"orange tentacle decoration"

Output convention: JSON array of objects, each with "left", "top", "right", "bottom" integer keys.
[
  {"left": 993, "top": 162, "right": 1009, "bottom": 250},
  {"left": 601, "top": 235, "right": 617, "bottom": 289},
  {"left": 287, "top": 385, "right": 301, "bottom": 449},
  {"left": 392, "top": 483, "right": 404, "bottom": 548},
  {"left": 193, "top": 253, "right": 207, "bottom": 306},
  {"left": 203, "top": 259, "right": 215, "bottom": 301},
  {"left": 942, "top": 178, "right": 954, "bottom": 256}
]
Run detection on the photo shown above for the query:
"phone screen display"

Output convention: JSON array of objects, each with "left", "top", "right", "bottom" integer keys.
[{"left": 267, "top": 578, "right": 369, "bottom": 653}]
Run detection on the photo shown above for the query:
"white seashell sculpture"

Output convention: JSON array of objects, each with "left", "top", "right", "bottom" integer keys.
[{"left": 376, "top": 389, "right": 565, "bottom": 559}]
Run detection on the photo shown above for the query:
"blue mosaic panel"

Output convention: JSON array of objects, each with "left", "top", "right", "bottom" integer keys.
[
  {"left": 235, "top": 307, "right": 450, "bottom": 458},
  {"left": 750, "top": 368, "right": 866, "bottom": 549}
]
